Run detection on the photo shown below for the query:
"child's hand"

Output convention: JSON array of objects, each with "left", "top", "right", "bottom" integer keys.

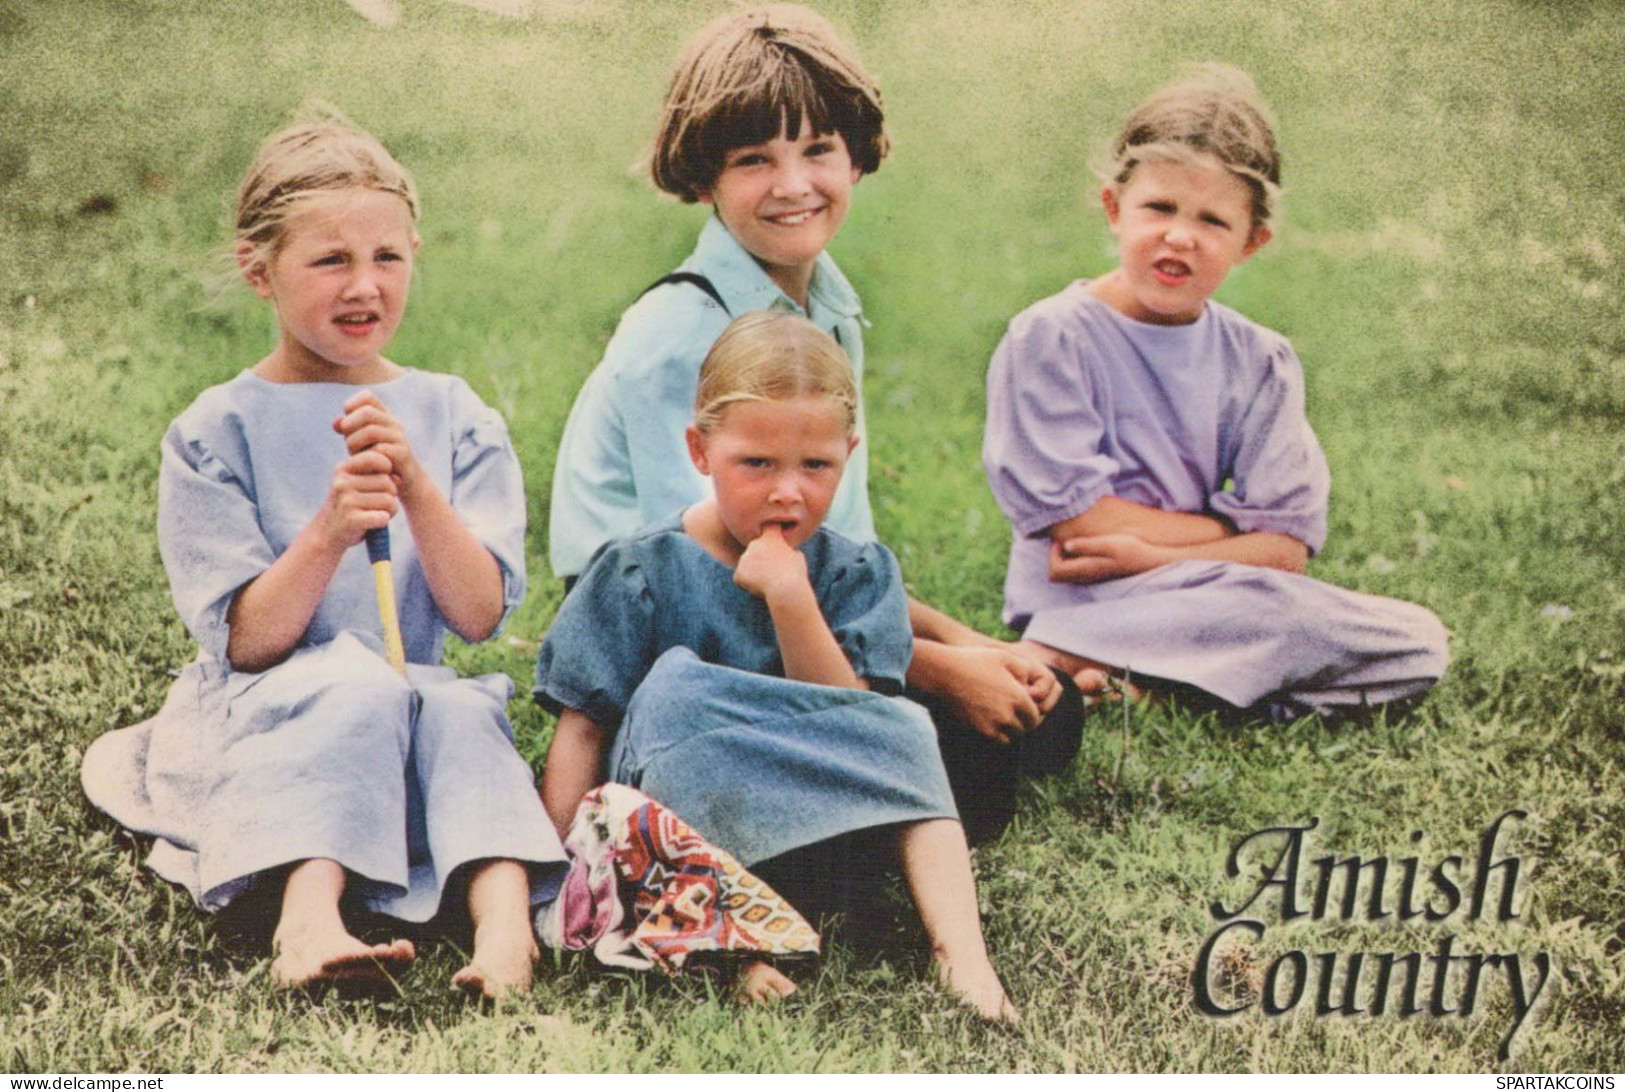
[
  {"left": 315, "top": 448, "right": 399, "bottom": 551},
  {"left": 334, "top": 390, "right": 424, "bottom": 501},
  {"left": 733, "top": 526, "right": 811, "bottom": 603},
  {"left": 1049, "top": 532, "right": 1166, "bottom": 584},
  {"left": 938, "top": 644, "right": 1062, "bottom": 743}
]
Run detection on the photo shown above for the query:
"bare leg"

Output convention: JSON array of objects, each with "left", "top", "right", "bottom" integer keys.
[
  {"left": 452, "top": 859, "right": 538, "bottom": 1000},
  {"left": 271, "top": 858, "right": 415, "bottom": 987},
  {"left": 1016, "top": 640, "right": 1147, "bottom": 702},
  {"left": 735, "top": 959, "right": 798, "bottom": 1004},
  {"left": 897, "top": 820, "right": 1019, "bottom": 1023}
]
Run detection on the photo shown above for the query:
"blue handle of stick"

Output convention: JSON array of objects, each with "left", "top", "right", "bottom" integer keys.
[{"left": 365, "top": 526, "right": 391, "bottom": 564}]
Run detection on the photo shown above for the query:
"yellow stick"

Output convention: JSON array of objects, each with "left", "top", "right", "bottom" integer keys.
[{"left": 366, "top": 528, "right": 408, "bottom": 675}]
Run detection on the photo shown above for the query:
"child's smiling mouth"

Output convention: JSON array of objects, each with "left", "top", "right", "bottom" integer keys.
[{"left": 764, "top": 206, "right": 824, "bottom": 227}]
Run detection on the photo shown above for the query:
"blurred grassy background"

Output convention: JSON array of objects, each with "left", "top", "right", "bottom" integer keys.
[{"left": 1, "top": 0, "right": 1621, "bottom": 1072}]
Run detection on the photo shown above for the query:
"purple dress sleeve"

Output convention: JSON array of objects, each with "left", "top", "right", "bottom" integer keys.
[
  {"left": 1208, "top": 337, "right": 1331, "bottom": 554},
  {"left": 983, "top": 308, "right": 1121, "bottom": 538}
]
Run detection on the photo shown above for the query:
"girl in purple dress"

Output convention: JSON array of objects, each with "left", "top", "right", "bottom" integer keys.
[{"left": 982, "top": 66, "right": 1448, "bottom": 718}]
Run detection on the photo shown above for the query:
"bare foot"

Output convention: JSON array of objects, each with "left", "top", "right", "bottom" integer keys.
[
  {"left": 1017, "top": 641, "right": 1112, "bottom": 694},
  {"left": 452, "top": 918, "right": 539, "bottom": 1001},
  {"left": 271, "top": 924, "right": 415, "bottom": 988},
  {"left": 1012, "top": 641, "right": 1154, "bottom": 705},
  {"left": 735, "top": 959, "right": 797, "bottom": 1004},
  {"left": 937, "top": 953, "right": 1020, "bottom": 1025}
]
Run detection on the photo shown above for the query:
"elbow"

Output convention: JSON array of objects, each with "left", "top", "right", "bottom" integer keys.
[
  {"left": 224, "top": 641, "right": 286, "bottom": 675},
  {"left": 1278, "top": 539, "right": 1310, "bottom": 574},
  {"left": 447, "top": 600, "right": 505, "bottom": 645},
  {"left": 450, "top": 618, "right": 498, "bottom": 645}
]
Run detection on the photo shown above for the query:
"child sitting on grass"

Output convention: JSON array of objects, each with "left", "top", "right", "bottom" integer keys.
[
  {"left": 547, "top": 3, "right": 1082, "bottom": 844},
  {"left": 538, "top": 312, "right": 1015, "bottom": 1021},
  {"left": 80, "top": 113, "right": 565, "bottom": 997},
  {"left": 982, "top": 65, "right": 1449, "bottom": 718}
]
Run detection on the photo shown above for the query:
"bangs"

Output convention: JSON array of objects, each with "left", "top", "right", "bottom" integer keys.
[{"left": 695, "top": 49, "right": 838, "bottom": 162}]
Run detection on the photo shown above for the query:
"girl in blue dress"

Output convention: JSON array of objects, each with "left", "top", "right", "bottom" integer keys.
[
  {"left": 983, "top": 66, "right": 1449, "bottom": 716},
  {"left": 80, "top": 116, "right": 565, "bottom": 997},
  {"left": 536, "top": 312, "right": 1015, "bottom": 1021}
]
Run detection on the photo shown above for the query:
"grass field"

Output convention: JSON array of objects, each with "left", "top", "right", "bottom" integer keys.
[{"left": 2, "top": 0, "right": 1622, "bottom": 1074}]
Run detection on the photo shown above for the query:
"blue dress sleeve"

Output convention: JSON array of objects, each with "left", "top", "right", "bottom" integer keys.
[
  {"left": 447, "top": 380, "right": 528, "bottom": 631},
  {"left": 1209, "top": 337, "right": 1331, "bottom": 554},
  {"left": 157, "top": 414, "right": 274, "bottom": 663},
  {"left": 818, "top": 539, "right": 913, "bottom": 695},
  {"left": 533, "top": 541, "right": 659, "bottom": 727},
  {"left": 983, "top": 307, "right": 1121, "bottom": 538}
]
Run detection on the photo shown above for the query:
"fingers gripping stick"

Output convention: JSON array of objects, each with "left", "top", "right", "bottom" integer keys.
[{"left": 366, "top": 527, "right": 408, "bottom": 674}]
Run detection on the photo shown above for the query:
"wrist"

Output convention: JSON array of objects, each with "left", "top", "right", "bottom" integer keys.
[
  {"left": 905, "top": 638, "right": 960, "bottom": 690},
  {"left": 764, "top": 574, "right": 818, "bottom": 615},
  {"left": 301, "top": 510, "right": 354, "bottom": 560},
  {"left": 393, "top": 463, "right": 432, "bottom": 510}
]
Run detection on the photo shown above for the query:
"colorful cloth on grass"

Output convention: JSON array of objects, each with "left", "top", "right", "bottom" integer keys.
[{"left": 537, "top": 784, "right": 819, "bottom": 973}]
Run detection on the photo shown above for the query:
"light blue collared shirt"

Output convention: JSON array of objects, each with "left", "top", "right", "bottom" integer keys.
[{"left": 548, "top": 215, "right": 876, "bottom": 578}]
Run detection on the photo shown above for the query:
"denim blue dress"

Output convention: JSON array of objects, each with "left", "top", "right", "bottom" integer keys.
[
  {"left": 80, "top": 370, "right": 566, "bottom": 919},
  {"left": 984, "top": 285, "right": 1450, "bottom": 717},
  {"left": 534, "top": 516, "right": 957, "bottom": 866}
]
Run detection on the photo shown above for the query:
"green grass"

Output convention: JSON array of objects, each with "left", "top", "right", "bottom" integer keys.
[{"left": 2, "top": 0, "right": 1622, "bottom": 1074}]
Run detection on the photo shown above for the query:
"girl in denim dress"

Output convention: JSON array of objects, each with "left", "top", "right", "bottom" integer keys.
[{"left": 537, "top": 312, "right": 1015, "bottom": 1021}]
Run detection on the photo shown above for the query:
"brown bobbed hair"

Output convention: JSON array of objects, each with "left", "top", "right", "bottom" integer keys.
[{"left": 648, "top": 4, "right": 889, "bottom": 203}]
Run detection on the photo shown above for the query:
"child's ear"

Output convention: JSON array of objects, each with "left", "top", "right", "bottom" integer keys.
[
  {"left": 685, "top": 425, "right": 710, "bottom": 475},
  {"left": 846, "top": 434, "right": 859, "bottom": 457},
  {"left": 1241, "top": 222, "right": 1273, "bottom": 260},
  {"left": 236, "top": 241, "right": 274, "bottom": 298},
  {"left": 1100, "top": 185, "right": 1122, "bottom": 229}
]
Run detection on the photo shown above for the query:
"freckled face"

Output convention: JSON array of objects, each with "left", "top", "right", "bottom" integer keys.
[
  {"left": 1097, "top": 156, "right": 1270, "bottom": 325},
  {"left": 687, "top": 396, "right": 856, "bottom": 554},
  {"left": 246, "top": 188, "right": 417, "bottom": 383}
]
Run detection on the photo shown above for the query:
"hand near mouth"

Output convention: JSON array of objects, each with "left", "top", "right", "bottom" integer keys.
[{"left": 733, "top": 524, "right": 811, "bottom": 603}]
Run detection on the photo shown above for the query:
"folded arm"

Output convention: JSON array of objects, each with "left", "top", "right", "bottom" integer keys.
[
  {"left": 1049, "top": 525, "right": 1308, "bottom": 585},
  {"left": 1047, "top": 495, "right": 1233, "bottom": 548}
]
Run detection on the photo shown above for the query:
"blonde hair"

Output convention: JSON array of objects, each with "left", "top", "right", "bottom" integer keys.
[
  {"left": 235, "top": 106, "right": 419, "bottom": 268},
  {"left": 694, "top": 311, "right": 858, "bottom": 434},
  {"left": 648, "top": 4, "right": 889, "bottom": 203},
  {"left": 1107, "top": 64, "right": 1282, "bottom": 227}
]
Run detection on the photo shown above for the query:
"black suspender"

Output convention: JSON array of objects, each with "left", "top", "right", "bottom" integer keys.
[
  {"left": 638, "top": 272, "right": 730, "bottom": 315},
  {"left": 636, "top": 271, "right": 842, "bottom": 346}
]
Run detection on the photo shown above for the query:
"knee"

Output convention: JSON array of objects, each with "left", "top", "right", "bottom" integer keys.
[
  {"left": 413, "top": 682, "right": 513, "bottom": 751},
  {"left": 1413, "top": 608, "right": 1452, "bottom": 674}
]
